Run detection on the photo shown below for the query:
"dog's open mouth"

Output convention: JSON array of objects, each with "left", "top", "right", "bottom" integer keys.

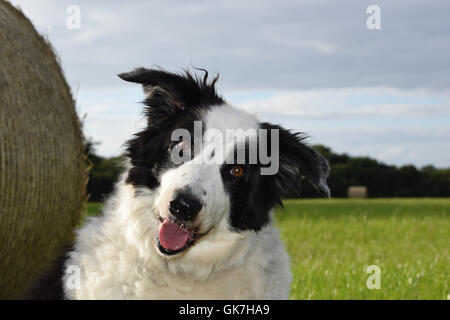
[{"left": 155, "top": 216, "right": 197, "bottom": 255}]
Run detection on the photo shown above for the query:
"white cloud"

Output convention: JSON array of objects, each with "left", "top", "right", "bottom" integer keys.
[
  {"left": 376, "top": 145, "right": 409, "bottom": 161},
  {"left": 10, "top": 0, "right": 450, "bottom": 90},
  {"left": 231, "top": 88, "right": 450, "bottom": 167},
  {"left": 83, "top": 105, "right": 111, "bottom": 113},
  {"left": 83, "top": 114, "right": 146, "bottom": 156},
  {"left": 235, "top": 87, "right": 450, "bottom": 119}
]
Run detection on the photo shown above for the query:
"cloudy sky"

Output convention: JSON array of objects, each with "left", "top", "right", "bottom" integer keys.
[{"left": 10, "top": 0, "right": 450, "bottom": 167}]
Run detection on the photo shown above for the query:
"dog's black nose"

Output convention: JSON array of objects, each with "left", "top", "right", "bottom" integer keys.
[{"left": 169, "top": 190, "right": 202, "bottom": 221}]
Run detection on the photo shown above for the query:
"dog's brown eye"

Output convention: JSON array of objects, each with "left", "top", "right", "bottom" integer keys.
[
  {"left": 230, "top": 166, "right": 244, "bottom": 178},
  {"left": 171, "top": 140, "right": 191, "bottom": 157}
]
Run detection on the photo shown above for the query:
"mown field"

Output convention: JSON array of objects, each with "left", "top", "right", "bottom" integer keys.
[{"left": 84, "top": 198, "right": 450, "bottom": 300}]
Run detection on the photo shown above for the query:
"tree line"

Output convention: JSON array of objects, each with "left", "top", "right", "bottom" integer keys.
[
  {"left": 299, "top": 145, "right": 450, "bottom": 198},
  {"left": 85, "top": 142, "right": 450, "bottom": 201}
]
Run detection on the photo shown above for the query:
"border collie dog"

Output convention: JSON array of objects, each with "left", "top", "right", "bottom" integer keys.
[{"left": 33, "top": 68, "right": 330, "bottom": 299}]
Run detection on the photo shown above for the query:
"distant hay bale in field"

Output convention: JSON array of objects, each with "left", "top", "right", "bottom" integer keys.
[
  {"left": 0, "top": 1, "right": 87, "bottom": 299},
  {"left": 347, "top": 186, "right": 368, "bottom": 198}
]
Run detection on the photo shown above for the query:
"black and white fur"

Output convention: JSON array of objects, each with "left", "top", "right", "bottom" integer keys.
[{"left": 30, "top": 68, "right": 330, "bottom": 299}]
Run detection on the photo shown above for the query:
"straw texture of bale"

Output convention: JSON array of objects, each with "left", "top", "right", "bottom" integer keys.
[{"left": 0, "top": 1, "right": 87, "bottom": 299}]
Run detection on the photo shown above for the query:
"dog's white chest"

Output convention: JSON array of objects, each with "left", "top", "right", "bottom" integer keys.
[{"left": 69, "top": 256, "right": 265, "bottom": 299}]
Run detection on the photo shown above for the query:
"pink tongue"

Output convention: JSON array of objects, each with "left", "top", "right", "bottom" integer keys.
[{"left": 158, "top": 219, "right": 192, "bottom": 251}]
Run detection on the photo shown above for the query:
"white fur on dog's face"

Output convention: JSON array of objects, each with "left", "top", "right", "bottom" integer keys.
[{"left": 153, "top": 105, "right": 259, "bottom": 250}]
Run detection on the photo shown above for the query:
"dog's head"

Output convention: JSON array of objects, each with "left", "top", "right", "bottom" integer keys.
[{"left": 119, "top": 68, "right": 330, "bottom": 258}]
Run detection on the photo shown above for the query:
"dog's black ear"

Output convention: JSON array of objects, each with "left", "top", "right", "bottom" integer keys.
[
  {"left": 118, "top": 68, "right": 223, "bottom": 113},
  {"left": 261, "top": 122, "right": 330, "bottom": 198},
  {"left": 119, "top": 68, "right": 188, "bottom": 110}
]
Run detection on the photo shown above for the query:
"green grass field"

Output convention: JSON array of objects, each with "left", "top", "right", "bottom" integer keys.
[{"left": 84, "top": 199, "right": 449, "bottom": 300}]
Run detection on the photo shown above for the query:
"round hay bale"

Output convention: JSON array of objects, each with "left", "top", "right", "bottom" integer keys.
[
  {"left": 347, "top": 186, "right": 368, "bottom": 198},
  {"left": 0, "top": 1, "right": 87, "bottom": 299}
]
